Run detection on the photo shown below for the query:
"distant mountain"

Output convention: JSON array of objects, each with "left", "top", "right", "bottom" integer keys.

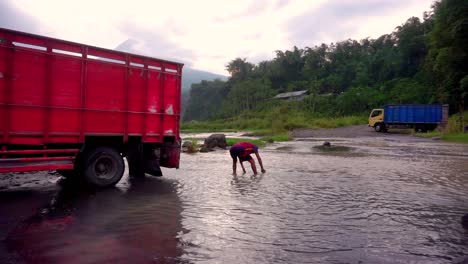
[
  {"left": 180, "top": 69, "right": 226, "bottom": 118},
  {"left": 181, "top": 67, "right": 227, "bottom": 92}
]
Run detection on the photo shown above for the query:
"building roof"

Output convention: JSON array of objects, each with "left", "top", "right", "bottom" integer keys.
[{"left": 274, "top": 90, "right": 309, "bottom": 99}]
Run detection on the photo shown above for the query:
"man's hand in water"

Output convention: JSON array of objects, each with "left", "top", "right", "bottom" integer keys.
[{"left": 261, "top": 169, "right": 266, "bottom": 173}]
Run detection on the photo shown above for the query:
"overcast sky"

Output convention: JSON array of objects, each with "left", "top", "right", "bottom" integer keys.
[{"left": 1, "top": 0, "right": 434, "bottom": 75}]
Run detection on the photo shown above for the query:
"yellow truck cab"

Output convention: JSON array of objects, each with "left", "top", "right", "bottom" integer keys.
[{"left": 368, "top": 108, "right": 386, "bottom": 132}]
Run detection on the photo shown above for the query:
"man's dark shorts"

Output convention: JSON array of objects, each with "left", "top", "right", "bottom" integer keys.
[
  {"left": 230, "top": 145, "right": 257, "bottom": 162},
  {"left": 239, "top": 154, "right": 253, "bottom": 162}
]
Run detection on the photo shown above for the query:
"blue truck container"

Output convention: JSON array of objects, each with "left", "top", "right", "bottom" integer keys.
[{"left": 369, "top": 104, "right": 449, "bottom": 132}]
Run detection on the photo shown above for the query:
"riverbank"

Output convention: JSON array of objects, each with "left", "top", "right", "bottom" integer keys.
[
  {"left": 182, "top": 112, "right": 467, "bottom": 144},
  {"left": 181, "top": 115, "right": 367, "bottom": 135}
]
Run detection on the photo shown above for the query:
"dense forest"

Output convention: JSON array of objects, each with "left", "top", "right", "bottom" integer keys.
[{"left": 184, "top": 0, "right": 467, "bottom": 124}]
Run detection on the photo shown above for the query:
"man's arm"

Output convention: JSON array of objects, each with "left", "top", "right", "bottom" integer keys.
[{"left": 254, "top": 152, "right": 266, "bottom": 173}]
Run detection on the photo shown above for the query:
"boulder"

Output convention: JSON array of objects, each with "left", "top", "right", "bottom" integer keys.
[
  {"left": 204, "top": 134, "right": 227, "bottom": 149},
  {"left": 199, "top": 145, "right": 214, "bottom": 153},
  {"left": 182, "top": 141, "right": 195, "bottom": 153}
]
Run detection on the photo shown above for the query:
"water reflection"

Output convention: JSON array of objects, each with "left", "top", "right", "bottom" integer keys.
[
  {"left": 1, "top": 136, "right": 467, "bottom": 263},
  {"left": 5, "top": 176, "right": 185, "bottom": 264},
  {"left": 167, "top": 138, "right": 468, "bottom": 264},
  {"left": 231, "top": 174, "right": 264, "bottom": 196}
]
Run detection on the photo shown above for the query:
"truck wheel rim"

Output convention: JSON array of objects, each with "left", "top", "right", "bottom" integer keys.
[{"left": 94, "top": 155, "right": 116, "bottom": 180}]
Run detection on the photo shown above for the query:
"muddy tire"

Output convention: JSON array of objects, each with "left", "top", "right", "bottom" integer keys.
[
  {"left": 83, "top": 147, "right": 124, "bottom": 187},
  {"left": 374, "top": 123, "right": 383, "bottom": 132}
]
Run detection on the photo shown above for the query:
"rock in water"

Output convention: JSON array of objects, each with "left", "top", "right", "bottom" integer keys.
[
  {"left": 182, "top": 141, "right": 195, "bottom": 153},
  {"left": 204, "top": 134, "right": 227, "bottom": 149},
  {"left": 323, "top": 141, "right": 331, "bottom": 147},
  {"left": 199, "top": 145, "right": 214, "bottom": 153}
]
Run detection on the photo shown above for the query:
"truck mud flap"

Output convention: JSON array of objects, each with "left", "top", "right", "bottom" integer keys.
[
  {"left": 145, "top": 159, "right": 163, "bottom": 177},
  {"left": 159, "top": 141, "right": 181, "bottom": 169}
]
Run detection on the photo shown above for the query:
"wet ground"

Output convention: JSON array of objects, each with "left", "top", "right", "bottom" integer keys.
[{"left": 1, "top": 129, "right": 468, "bottom": 263}]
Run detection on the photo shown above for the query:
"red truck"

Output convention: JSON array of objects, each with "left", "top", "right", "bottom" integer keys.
[{"left": 0, "top": 28, "right": 182, "bottom": 187}]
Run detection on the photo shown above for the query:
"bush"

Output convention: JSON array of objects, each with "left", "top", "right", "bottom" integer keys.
[{"left": 445, "top": 111, "right": 467, "bottom": 133}]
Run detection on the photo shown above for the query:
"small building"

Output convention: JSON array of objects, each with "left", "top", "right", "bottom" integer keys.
[{"left": 273, "top": 90, "right": 309, "bottom": 101}]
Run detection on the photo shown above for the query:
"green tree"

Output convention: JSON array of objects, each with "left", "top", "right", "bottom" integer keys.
[
  {"left": 426, "top": 0, "right": 468, "bottom": 113},
  {"left": 226, "top": 58, "right": 254, "bottom": 81},
  {"left": 184, "top": 79, "right": 227, "bottom": 121}
]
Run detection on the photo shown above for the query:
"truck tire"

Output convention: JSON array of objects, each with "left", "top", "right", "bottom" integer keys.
[
  {"left": 374, "top": 123, "right": 383, "bottom": 132},
  {"left": 83, "top": 147, "right": 124, "bottom": 187}
]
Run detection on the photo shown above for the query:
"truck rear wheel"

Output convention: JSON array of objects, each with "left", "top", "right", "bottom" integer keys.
[
  {"left": 374, "top": 123, "right": 383, "bottom": 132},
  {"left": 83, "top": 147, "right": 124, "bottom": 187}
]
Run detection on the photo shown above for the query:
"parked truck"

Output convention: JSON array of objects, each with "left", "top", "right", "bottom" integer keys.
[
  {"left": 369, "top": 104, "right": 449, "bottom": 132},
  {"left": 0, "top": 28, "right": 183, "bottom": 187}
]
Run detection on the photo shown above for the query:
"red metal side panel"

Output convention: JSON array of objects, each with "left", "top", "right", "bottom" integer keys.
[
  {"left": 162, "top": 72, "right": 180, "bottom": 136},
  {"left": 84, "top": 60, "right": 125, "bottom": 134},
  {"left": 127, "top": 65, "right": 145, "bottom": 135},
  {"left": 48, "top": 54, "right": 81, "bottom": 142},
  {"left": 0, "top": 32, "right": 7, "bottom": 143},
  {"left": 1, "top": 28, "right": 183, "bottom": 147},
  {"left": 9, "top": 48, "right": 47, "bottom": 143},
  {"left": 145, "top": 69, "right": 162, "bottom": 139}
]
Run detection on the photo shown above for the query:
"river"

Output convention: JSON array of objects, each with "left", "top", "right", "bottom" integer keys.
[{"left": 1, "top": 134, "right": 467, "bottom": 263}]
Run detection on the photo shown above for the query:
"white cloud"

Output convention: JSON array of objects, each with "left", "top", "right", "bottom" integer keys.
[{"left": 5, "top": 0, "right": 433, "bottom": 75}]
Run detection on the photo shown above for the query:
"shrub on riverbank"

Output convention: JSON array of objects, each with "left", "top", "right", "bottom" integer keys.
[
  {"left": 416, "top": 112, "right": 468, "bottom": 143},
  {"left": 181, "top": 110, "right": 367, "bottom": 135}
]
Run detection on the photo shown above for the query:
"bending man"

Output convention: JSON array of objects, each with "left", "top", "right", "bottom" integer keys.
[{"left": 229, "top": 142, "right": 266, "bottom": 175}]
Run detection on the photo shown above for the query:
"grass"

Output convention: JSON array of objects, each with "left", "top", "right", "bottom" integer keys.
[
  {"left": 417, "top": 132, "right": 468, "bottom": 143},
  {"left": 260, "top": 133, "right": 291, "bottom": 142},
  {"left": 441, "top": 133, "right": 468, "bottom": 143},
  {"left": 181, "top": 110, "right": 367, "bottom": 146},
  {"left": 226, "top": 138, "right": 266, "bottom": 147},
  {"left": 181, "top": 109, "right": 367, "bottom": 140},
  {"left": 416, "top": 131, "right": 441, "bottom": 138}
]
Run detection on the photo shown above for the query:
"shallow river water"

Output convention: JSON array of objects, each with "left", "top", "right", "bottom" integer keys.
[{"left": 1, "top": 135, "right": 467, "bottom": 263}]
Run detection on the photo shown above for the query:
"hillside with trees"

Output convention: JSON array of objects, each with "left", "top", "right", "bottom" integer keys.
[{"left": 184, "top": 0, "right": 467, "bottom": 132}]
